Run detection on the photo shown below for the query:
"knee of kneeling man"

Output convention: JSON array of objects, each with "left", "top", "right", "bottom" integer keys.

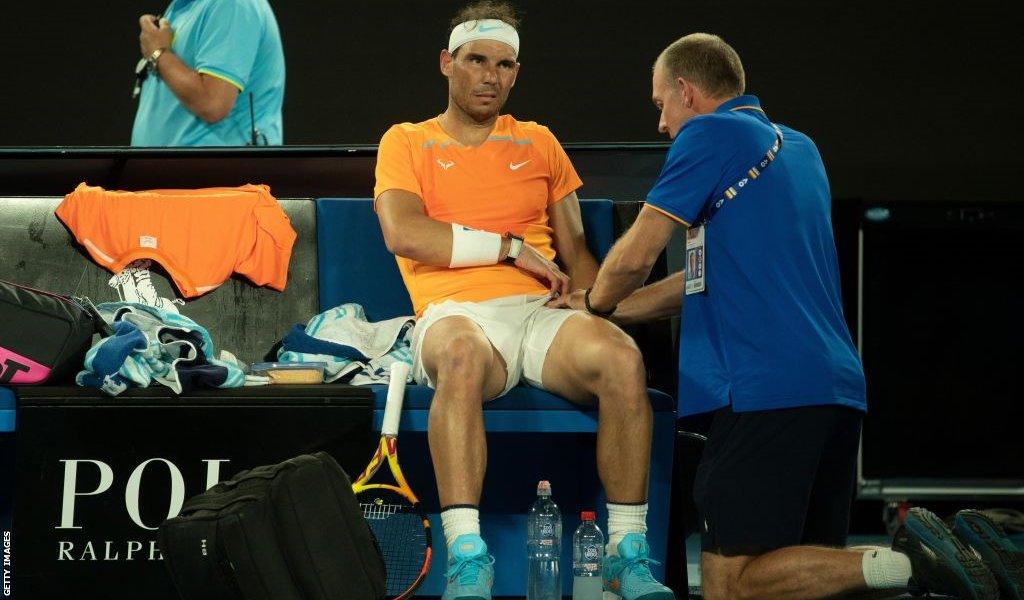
[
  {"left": 731, "top": 579, "right": 760, "bottom": 600},
  {"left": 701, "top": 587, "right": 728, "bottom": 600},
  {"left": 704, "top": 570, "right": 754, "bottom": 600},
  {"left": 699, "top": 578, "right": 730, "bottom": 600},
  {"left": 702, "top": 552, "right": 759, "bottom": 600}
]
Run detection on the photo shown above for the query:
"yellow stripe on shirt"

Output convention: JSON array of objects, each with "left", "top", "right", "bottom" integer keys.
[
  {"left": 644, "top": 203, "right": 692, "bottom": 227},
  {"left": 197, "top": 69, "right": 244, "bottom": 91}
]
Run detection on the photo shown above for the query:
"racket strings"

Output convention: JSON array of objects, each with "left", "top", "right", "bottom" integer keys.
[
  {"left": 363, "top": 505, "right": 429, "bottom": 596},
  {"left": 360, "top": 502, "right": 406, "bottom": 519}
]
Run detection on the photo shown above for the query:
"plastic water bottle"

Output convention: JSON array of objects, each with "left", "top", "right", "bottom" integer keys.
[
  {"left": 527, "top": 480, "right": 562, "bottom": 600},
  {"left": 572, "top": 511, "right": 604, "bottom": 600}
]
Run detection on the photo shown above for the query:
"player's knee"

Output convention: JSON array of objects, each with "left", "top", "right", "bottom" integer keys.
[
  {"left": 595, "top": 341, "right": 646, "bottom": 395},
  {"left": 434, "top": 332, "right": 490, "bottom": 380},
  {"left": 619, "top": 342, "right": 646, "bottom": 383}
]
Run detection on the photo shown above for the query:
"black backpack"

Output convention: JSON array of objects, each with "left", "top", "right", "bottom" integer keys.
[
  {"left": 158, "top": 452, "right": 387, "bottom": 600},
  {"left": 0, "top": 279, "right": 108, "bottom": 385}
]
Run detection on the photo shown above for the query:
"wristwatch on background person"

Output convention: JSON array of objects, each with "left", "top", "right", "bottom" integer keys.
[
  {"left": 146, "top": 47, "right": 167, "bottom": 74},
  {"left": 503, "top": 233, "right": 524, "bottom": 263}
]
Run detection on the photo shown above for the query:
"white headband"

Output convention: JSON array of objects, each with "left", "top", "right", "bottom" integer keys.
[{"left": 448, "top": 19, "right": 520, "bottom": 56}]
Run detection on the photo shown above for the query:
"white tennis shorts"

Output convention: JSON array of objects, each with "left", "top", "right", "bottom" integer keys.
[{"left": 410, "top": 294, "right": 584, "bottom": 397}]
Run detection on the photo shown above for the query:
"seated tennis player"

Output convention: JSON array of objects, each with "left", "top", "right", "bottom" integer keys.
[{"left": 372, "top": 2, "right": 673, "bottom": 599}]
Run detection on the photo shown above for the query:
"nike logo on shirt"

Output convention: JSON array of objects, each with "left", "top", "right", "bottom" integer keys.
[{"left": 509, "top": 160, "right": 531, "bottom": 170}]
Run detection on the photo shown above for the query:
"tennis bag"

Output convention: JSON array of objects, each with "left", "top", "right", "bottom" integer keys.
[
  {"left": 158, "top": 452, "right": 387, "bottom": 600},
  {"left": 0, "top": 279, "right": 106, "bottom": 384}
]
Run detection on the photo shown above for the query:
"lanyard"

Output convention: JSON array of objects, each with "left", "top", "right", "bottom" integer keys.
[{"left": 699, "top": 115, "right": 784, "bottom": 225}]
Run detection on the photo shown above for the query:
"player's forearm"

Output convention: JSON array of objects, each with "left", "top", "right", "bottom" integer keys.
[
  {"left": 383, "top": 213, "right": 467, "bottom": 267},
  {"left": 156, "top": 52, "right": 235, "bottom": 123},
  {"left": 611, "top": 271, "right": 684, "bottom": 325}
]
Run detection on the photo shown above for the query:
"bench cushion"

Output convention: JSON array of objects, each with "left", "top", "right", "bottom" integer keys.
[
  {"left": 372, "top": 384, "right": 674, "bottom": 412},
  {"left": 0, "top": 386, "right": 15, "bottom": 432}
]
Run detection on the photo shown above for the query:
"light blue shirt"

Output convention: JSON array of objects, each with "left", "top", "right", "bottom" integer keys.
[
  {"left": 646, "top": 95, "right": 866, "bottom": 417},
  {"left": 131, "top": 0, "right": 285, "bottom": 146}
]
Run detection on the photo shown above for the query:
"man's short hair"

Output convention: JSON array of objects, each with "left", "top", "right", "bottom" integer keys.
[
  {"left": 448, "top": 1, "right": 521, "bottom": 55},
  {"left": 657, "top": 33, "right": 745, "bottom": 99}
]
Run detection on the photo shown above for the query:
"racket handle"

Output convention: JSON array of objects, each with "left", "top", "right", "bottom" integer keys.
[{"left": 381, "top": 362, "right": 410, "bottom": 435}]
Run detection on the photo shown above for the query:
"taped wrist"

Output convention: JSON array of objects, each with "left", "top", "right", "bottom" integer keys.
[{"left": 449, "top": 223, "right": 502, "bottom": 267}]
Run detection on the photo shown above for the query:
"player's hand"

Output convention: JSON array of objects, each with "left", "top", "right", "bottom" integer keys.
[
  {"left": 546, "top": 288, "right": 586, "bottom": 310},
  {"left": 139, "top": 15, "right": 173, "bottom": 58},
  {"left": 514, "top": 244, "right": 570, "bottom": 298}
]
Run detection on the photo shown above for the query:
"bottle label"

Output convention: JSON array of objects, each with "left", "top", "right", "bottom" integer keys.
[
  {"left": 583, "top": 544, "right": 600, "bottom": 560},
  {"left": 540, "top": 522, "right": 554, "bottom": 536}
]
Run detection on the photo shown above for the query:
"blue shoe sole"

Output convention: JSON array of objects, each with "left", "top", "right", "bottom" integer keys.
[
  {"left": 955, "top": 510, "right": 1024, "bottom": 600},
  {"left": 905, "top": 508, "right": 997, "bottom": 600}
]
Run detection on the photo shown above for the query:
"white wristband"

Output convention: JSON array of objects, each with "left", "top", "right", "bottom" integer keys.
[{"left": 449, "top": 223, "right": 502, "bottom": 268}]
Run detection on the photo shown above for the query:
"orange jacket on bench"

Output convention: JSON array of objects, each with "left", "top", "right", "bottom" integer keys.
[{"left": 56, "top": 183, "right": 296, "bottom": 298}]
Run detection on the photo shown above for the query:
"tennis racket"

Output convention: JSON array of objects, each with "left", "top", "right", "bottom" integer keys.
[{"left": 352, "top": 362, "right": 432, "bottom": 599}]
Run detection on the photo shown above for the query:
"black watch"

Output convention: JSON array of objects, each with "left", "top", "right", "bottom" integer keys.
[
  {"left": 584, "top": 287, "right": 616, "bottom": 318},
  {"left": 503, "top": 233, "right": 524, "bottom": 263}
]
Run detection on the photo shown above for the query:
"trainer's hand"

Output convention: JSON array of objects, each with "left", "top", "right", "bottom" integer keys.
[
  {"left": 514, "top": 244, "right": 570, "bottom": 298},
  {"left": 139, "top": 15, "right": 173, "bottom": 58},
  {"left": 547, "top": 289, "right": 586, "bottom": 310}
]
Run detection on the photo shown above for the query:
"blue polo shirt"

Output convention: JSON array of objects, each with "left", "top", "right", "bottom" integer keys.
[
  {"left": 131, "top": 0, "right": 285, "bottom": 146},
  {"left": 646, "top": 95, "right": 866, "bottom": 417}
]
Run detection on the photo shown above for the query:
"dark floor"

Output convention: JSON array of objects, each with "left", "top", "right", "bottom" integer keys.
[{"left": 474, "top": 532, "right": 1022, "bottom": 599}]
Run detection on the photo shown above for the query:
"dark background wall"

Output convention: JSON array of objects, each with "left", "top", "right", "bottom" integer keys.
[{"left": 1, "top": 0, "right": 1021, "bottom": 201}]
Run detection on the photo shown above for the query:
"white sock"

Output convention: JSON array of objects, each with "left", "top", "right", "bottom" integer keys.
[
  {"left": 606, "top": 502, "right": 648, "bottom": 556},
  {"left": 440, "top": 505, "right": 480, "bottom": 549},
  {"left": 862, "top": 548, "right": 913, "bottom": 589}
]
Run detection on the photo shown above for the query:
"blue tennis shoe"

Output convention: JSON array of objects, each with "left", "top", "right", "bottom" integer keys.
[
  {"left": 602, "top": 533, "right": 674, "bottom": 600},
  {"left": 892, "top": 507, "right": 997, "bottom": 600},
  {"left": 441, "top": 534, "right": 495, "bottom": 600},
  {"left": 953, "top": 509, "right": 1024, "bottom": 600}
]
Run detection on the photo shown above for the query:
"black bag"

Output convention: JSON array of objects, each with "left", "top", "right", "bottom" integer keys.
[
  {"left": 158, "top": 452, "right": 387, "bottom": 600},
  {"left": 0, "top": 279, "right": 108, "bottom": 385}
]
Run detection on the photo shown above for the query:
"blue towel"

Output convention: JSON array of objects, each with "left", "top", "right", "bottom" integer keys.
[
  {"left": 76, "top": 302, "right": 248, "bottom": 396},
  {"left": 279, "top": 303, "right": 414, "bottom": 384}
]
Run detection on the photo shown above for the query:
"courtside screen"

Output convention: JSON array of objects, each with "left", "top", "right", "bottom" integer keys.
[{"left": 859, "top": 203, "right": 1024, "bottom": 485}]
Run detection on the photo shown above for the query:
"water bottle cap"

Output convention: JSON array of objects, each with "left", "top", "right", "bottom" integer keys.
[
  {"left": 536, "top": 480, "right": 551, "bottom": 495},
  {"left": 581, "top": 510, "right": 596, "bottom": 521}
]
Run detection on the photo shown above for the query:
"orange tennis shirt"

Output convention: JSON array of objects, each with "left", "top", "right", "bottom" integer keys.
[
  {"left": 373, "top": 115, "right": 583, "bottom": 316},
  {"left": 56, "top": 183, "right": 296, "bottom": 298}
]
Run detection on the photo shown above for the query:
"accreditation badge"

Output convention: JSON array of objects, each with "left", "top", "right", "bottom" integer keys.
[{"left": 685, "top": 225, "right": 706, "bottom": 295}]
